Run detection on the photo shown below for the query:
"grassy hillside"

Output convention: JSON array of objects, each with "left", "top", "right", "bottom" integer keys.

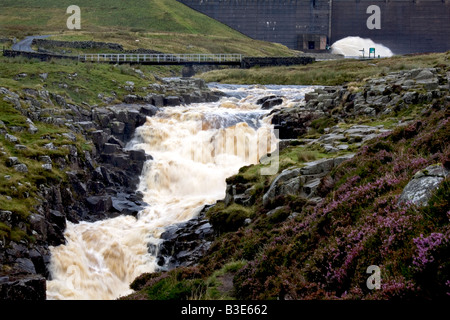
[{"left": 0, "top": 0, "right": 295, "bottom": 56}]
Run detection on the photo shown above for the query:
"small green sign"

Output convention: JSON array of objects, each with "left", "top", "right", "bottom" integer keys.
[{"left": 369, "top": 48, "right": 375, "bottom": 53}]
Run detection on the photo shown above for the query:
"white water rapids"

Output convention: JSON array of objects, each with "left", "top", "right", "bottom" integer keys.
[{"left": 45, "top": 83, "right": 315, "bottom": 300}]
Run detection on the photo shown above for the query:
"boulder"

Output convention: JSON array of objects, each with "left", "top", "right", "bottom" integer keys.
[
  {"left": 0, "top": 211, "right": 13, "bottom": 227},
  {"left": 39, "top": 156, "right": 52, "bottom": 164},
  {"left": 90, "top": 130, "right": 108, "bottom": 148},
  {"left": 128, "top": 149, "right": 148, "bottom": 162},
  {"left": 102, "top": 143, "right": 121, "bottom": 154},
  {"left": 123, "top": 95, "right": 143, "bottom": 104},
  {"left": 0, "top": 275, "right": 46, "bottom": 300},
  {"left": 164, "top": 96, "right": 181, "bottom": 106},
  {"left": 300, "top": 158, "right": 335, "bottom": 176},
  {"left": 86, "top": 196, "right": 113, "bottom": 213},
  {"left": 256, "top": 95, "right": 279, "bottom": 104},
  {"left": 263, "top": 167, "right": 303, "bottom": 206},
  {"left": 111, "top": 197, "right": 143, "bottom": 216},
  {"left": 26, "top": 118, "right": 38, "bottom": 134},
  {"left": 107, "top": 135, "right": 125, "bottom": 148},
  {"left": 41, "top": 164, "right": 52, "bottom": 171},
  {"left": 6, "top": 157, "right": 19, "bottom": 167},
  {"left": 414, "top": 69, "right": 435, "bottom": 80},
  {"left": 157, "top": 209, "right": 214, "bottom": 270},
  {"left": 15, "top": 258, "right": 36, "bottom": 274},
  {"left": 140, "top": 105, "right": 159, "bottom": 117},
  {"left": 111, "top": 121, "right": 125, "bottom": 134},
  {"left": 13, "top": 164, "right": 28, "bottom": 173},
  {"left": 261, "top": 97, "right": 283, "bottom": 110},
  {"left": 398, "top": 164, "right": 449, "bottom": 207},
  {"left": 5, "top": 134, "right": 18, "bottom": 143}
]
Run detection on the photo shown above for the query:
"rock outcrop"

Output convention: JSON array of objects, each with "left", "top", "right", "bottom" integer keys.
[
  {"left": 398, "top": 164, "right": 449, "bottom": 207},
  {"left": 0, "top": 76, "right": 222, "bottom": 299},
  {"left": 270, "top": 67, "right": 447, "bottom": 139},
  {"left": 155, "top": 207, "right": 215, "bottom": 271},
  {"left": 261, "top": 154, "right": 355, "bottom": 207}
]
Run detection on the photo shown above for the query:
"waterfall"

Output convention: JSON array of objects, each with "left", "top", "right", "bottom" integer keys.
[{"left": 45, "top": 84, "right": 315, "bottom": 300}]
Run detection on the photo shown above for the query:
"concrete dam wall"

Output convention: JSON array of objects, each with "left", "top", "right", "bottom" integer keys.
[{"left": 178, "top": 0, "right": 450, "bottom": 54}]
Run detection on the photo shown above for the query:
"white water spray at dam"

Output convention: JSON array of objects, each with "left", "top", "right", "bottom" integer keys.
[
  {"left": 45, "top": 84, "right": 315, "bottom": 300},
  {"left": 331, "top": 36, "right": 394, "bottom": 58}
]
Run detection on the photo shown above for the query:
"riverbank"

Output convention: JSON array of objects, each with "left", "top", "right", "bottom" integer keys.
[
  {"left": 0, "top": 56, "right": 223, "bottom": 299},
  {"left": 124, "top": 62, "right": 450, "bottom": 300},
  {"left": 199, "top": 52, "right": 450, "bottom": 86}
]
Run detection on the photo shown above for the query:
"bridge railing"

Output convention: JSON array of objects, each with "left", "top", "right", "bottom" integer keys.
[{"left": 78, "top": 53, "right": 242, "bottom": 64}]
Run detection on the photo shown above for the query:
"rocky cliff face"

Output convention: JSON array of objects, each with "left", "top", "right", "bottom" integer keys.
[{"left": 0, "top": 76, "right": 222, "bottom": 300}]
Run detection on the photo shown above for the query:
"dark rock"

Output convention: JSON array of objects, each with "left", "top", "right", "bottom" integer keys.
[
  {"left": 140, "top": 105, "right": 159, "bottom": 117},
  {"left": 256, "top": 95, "right": 278, "bottom": 104},
  {"left": 48, "top": 210, "right": 66, "bottom": 229},
  {"left": 6, "top": 157, "right": 19, "bottom": 167},
  {"left": 164, "top": 96, "right": 181, "bottom": 106},
  {"left": 86, "top": 196, "right": 113, "bottom": 213},
  {"left": 261, "top": 97, "right": 283, "bottom": 110},
  {"left": 15, "top": 258, "right": 36, "bottom": 274},
  {"left": 102, "top": 143, "right": 121, "bottom": 154},
  {"left": 128, "top": 149, "right": 147, "bottom": 161},
  {"left": 29, "top": 249, "right": 47, "bottom": 276},
  {"left": 107, "top": 135, "right": 125, "bottom": 148},
  {"left": 0, "top": 275, "right": 46, "bottom": 300},
  {"left": 111, "top": 197, "right": 143, "bottom": 216},
  {"left": 0, "top": 211, "right": 13, "bottom": 227},
  {"left": 28, "top": 214, "right": 47, "bottom": 241},
  {"left": 123, "top": 95, "right": 143, "bottom": 104},
  {"left": 156, "top": 208, "right": 215, "bottom": 270},
  {"left": 90, "top": 130, "right": 108, "bottom": 148},
  {"left": 151, "top": 94, "right": 164, "bottom": 107},
  {"left": 102, "top": 153, "right": 130, "bottom": 169},
  {"left": 111, "top": 121, "right": 125, "bottom": 134}
]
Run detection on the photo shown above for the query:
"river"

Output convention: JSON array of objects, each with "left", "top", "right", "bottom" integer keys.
[{"left": 45, "top": 83, "right": 315, "bottom": 300}]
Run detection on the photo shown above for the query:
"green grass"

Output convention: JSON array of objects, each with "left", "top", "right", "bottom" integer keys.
[
  {"left": 0, "top": 0, "right": 296, "bottom": 56},
  {"left": 199, "top": 260, "right": 247, "bottom": 300},
  {"left": 0, "top": 99, "right": 90, "bottom": 244},
  {"left": 199, "top": 51, "right": 450, "bottom": 85},
  {"left": 0, "top": 55, "right": 162, "bottom": 105}
]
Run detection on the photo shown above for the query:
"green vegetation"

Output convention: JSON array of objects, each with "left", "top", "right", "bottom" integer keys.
[
  {"left": 123, "top": 55, "right": 450, "bottom": 299},
  {"left": 0, "top": 98, "right": 91, "bottom": 243},
  {"left": 0, "top": 55, "right": 163, "bottom": 106},
  {"left": 0, "top": 0, "right": 295, "bottom": 56},
  {"left": 199, "top": 51, "right": 450, "bottom": 85}
]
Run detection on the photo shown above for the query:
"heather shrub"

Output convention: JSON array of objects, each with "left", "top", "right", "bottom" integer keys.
[{"left": 231, "top": 105, "right": 450, "bottom": 299}]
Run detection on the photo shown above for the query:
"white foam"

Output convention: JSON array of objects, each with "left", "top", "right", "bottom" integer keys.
[{"left": 331, "top": 36, "right": 394, "bottom": 58}]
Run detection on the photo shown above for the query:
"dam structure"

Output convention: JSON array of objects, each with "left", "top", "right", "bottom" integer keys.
[{"left": 177, "top": 0, "right": 450, "bottom": 55}]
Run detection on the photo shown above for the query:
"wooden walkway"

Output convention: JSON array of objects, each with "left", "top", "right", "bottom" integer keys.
[{"left": 78, "top": 53, "right": 243, "bottom": 65}]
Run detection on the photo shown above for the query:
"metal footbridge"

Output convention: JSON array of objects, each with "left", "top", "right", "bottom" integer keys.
[{"left": 78, "top": 53, "right": 243, "bottom": 65}]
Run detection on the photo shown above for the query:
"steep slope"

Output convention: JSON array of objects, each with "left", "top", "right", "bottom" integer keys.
[{"left": 0, "top": 0, "right": 295, "bottom": 56}]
